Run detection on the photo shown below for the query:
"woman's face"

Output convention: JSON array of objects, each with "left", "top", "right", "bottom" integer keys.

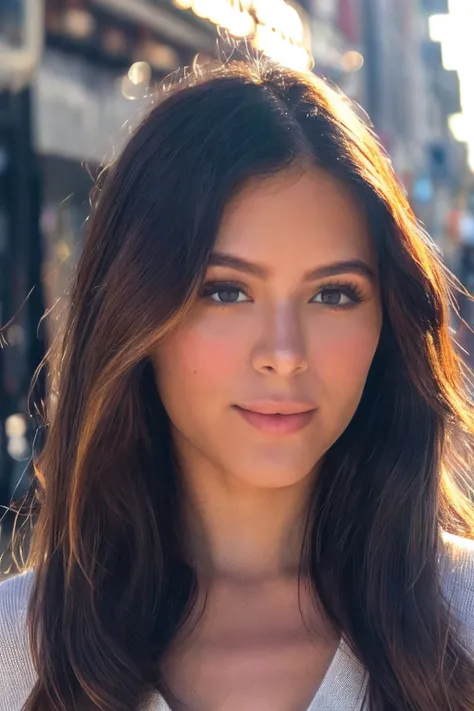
[{"left": 151, "top": 167, "right": 382, "bottom": 488}]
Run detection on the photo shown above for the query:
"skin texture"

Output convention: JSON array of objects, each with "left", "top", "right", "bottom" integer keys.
[
  {"left": 153, "top": 168, "right": 382, "bottom": 580},
  {"left": 150, "top": 167, "right": 382, "bottom": 711}
]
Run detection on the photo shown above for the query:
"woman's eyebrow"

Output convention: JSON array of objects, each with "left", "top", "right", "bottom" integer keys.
[
  {"left": 208, "top": 252, "right": 269, "bottom": 278},
  {"left": 303, "top": 259, "right": 376, "bottom": 283},
  {"left": 208, "top": 252, "right": 376, "bottom": 283}
]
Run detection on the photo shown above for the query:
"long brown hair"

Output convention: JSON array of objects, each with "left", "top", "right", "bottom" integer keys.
[{"left": 18, "top": 61, "right": 474, "bottom": 710}]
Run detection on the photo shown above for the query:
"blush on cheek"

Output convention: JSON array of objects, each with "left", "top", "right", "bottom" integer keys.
[
  {"left": 168, "top": 325, "right": 241, "bottom": 383},
  {"left": 317, "top": 329, "right": 378, "bottom": 383}
]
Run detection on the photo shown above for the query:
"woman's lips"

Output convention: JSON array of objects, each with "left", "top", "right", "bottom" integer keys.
[{"left": 234, "top": 406, "right": 315, "bottom": 435}]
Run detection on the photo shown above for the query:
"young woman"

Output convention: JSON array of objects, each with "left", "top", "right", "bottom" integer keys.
[{"left": 1, "top": 61, "right": 474, "bottom": 711}]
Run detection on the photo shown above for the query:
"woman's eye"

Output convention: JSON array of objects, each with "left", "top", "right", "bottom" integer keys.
[
  {"left": 311, "top": 287, "right": 359, "bottom": 306},
  {"left": 203, "top": 285, "right": 250, "bottom": 304}
]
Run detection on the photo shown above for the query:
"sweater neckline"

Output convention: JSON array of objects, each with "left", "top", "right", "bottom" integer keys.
[{"left": 147, "top": 636, "right": 368, "bottom": 711}]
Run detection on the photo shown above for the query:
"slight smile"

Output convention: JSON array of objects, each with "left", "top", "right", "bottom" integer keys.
[{"left": 233, "top": 403, "right": 315, "bottom": 435}]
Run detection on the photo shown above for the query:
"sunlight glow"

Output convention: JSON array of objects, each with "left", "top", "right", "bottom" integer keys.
[
  {"left": 430, "top": 0, "right": 474, "bottom": 169},
  {"left": 173, "top": 0, "right": 311, "bottom": 71}
]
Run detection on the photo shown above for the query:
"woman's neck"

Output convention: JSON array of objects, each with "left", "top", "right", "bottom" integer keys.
[{"left": 177, "top": 444, "right": 316, "bottom": 583}]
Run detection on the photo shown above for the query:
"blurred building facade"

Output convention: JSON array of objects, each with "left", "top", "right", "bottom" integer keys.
[
  {"left": 362, "top": 0, "right": 465, "bottom": 259},
  {"left": 305, "top": 0, "right": 467, "bottom": 262},
  {"left": 414, "top": 0, "right": 465, "bottom": 266},
  {"left": 304, "top": 0, "right": 364, "bottom": 102}
]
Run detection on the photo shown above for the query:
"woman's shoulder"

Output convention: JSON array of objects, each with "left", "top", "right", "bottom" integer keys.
[
  {"left": 0, "top": 570, "right": 37, "bottom": 711},
  {"left": 439, "top": 531, "right": 474, "bottom": 650}
]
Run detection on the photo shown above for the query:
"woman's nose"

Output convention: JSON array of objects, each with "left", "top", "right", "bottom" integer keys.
[{"left": 250, "top": 304, "right": 308, "bottom": 377}]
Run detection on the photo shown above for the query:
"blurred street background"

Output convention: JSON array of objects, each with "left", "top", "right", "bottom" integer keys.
[{"left": 0, "top": 0, "right": 474, "bottom": 573}]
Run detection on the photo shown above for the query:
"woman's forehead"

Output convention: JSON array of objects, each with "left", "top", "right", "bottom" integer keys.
[{"left": 214, "top": 168, "right": 376, "bottom": 272}]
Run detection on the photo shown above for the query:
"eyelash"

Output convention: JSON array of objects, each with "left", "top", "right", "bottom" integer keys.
[
  {"left": 199, "top": 280, "right": 366, "bottom": 308},
  {"left": 316, "top": 281, "right": 365, "bottom": 306}
]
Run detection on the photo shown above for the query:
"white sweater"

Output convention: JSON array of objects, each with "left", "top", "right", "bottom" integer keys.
[{"left": 0, "top": 532, "right": 473, "bottom": 711}]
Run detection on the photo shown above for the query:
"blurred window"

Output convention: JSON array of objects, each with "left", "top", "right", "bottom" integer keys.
[{"left": 0, "top": 0, "right": 25, "bottom": 49}]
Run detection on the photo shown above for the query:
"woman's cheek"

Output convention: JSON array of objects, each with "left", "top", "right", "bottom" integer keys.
[
  {"left": 165, "top": 318, "right": 247, "bottom": 384},
  {"left": 310, "top": 317, "right": 380, "bottom": 382}
]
